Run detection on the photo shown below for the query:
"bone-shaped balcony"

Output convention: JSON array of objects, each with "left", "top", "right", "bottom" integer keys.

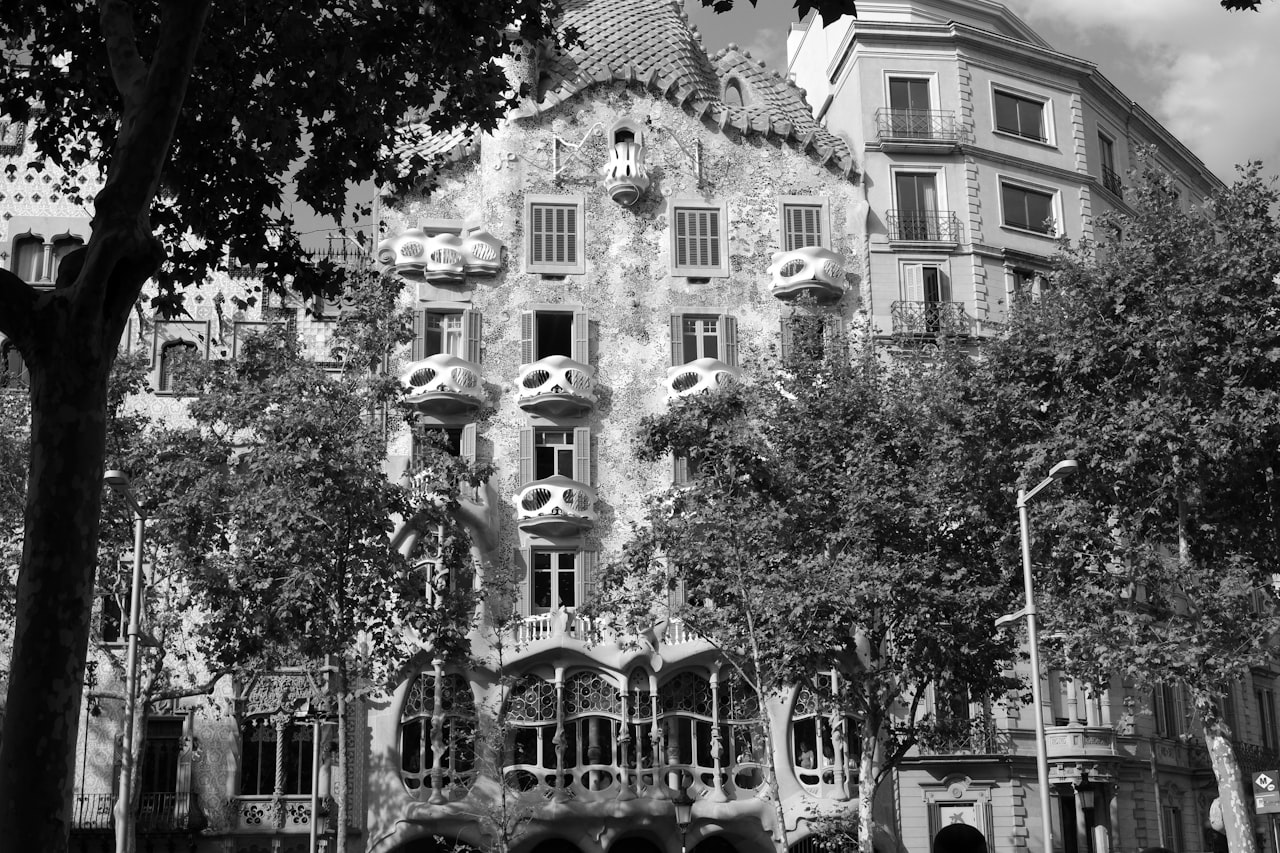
[
  {"left": 767, "top": 246, "right": 846, "bottom": 302},
  {"left": 517, "top": 355, "right": 598, "bottom": 418},
  {"left": 515, "top": 475, "right": 597, "bottom": 537},
  {"left": 665, "top": 358, "right": 741, "bottom": 398},
  {"left": 400, "top": 354, "right": 485, "bottom": 416},
  {"left": 377, "top": 227, "right": 507, "bottom": 283},
  {"left": 600, "top": 140, "right": 651, "bottom": 207}
]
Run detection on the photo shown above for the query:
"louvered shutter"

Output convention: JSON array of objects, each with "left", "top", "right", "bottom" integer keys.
[
  {"left": 672, "top": 454, "right": 689, "bottom": 486},
  {"left": 520, "top": 311, "right": 535, "bottom": 365},
  {"left": 461, "top": 423, "right": 477, "bottom": 464},
  {"left": 579, "top": 550, "right": 596, "bottom": 609},
  {"left": 560, "top": 206, "right": 577, "bottom": 266},
  {"left": 411, "top": 310, "right": 426, "bottom": 361},
  {"left": 518, "top": 427, "right": 534, "bottom": 485},
  {"left": 675, "top": 209, "right": 690, "bottom": 269},
  {"left": 903, "top": 264, "right": 925, "bottom": 302},
  {"left": 784, "top": 204, "right": 823, "bottom": 251},
  {"left": 670, "top": 315, "right": 684, "bottom": 365},
  {"left": 514, "top": 548, "right": 531, "bottom": 617},
  {"left": 462, "top": 310, "right": 482, "bottom": 363},
  {"left": 674, "top": 207, "right": 721, "bottom": 272},
  {"left": 779, "top": 317, "right": 795, "bottom": 364},
  {"left": 721, "top": 315, "right": 738, "bottom": 368},
  {"left": 573, "top": 427, "right": 591, "bottom": 485},
  {"left": 531, "top": 205, "right": 545, "bottom": 266},
  {"left": 572, "top": 309, "right": 589, "bottom": 363}
]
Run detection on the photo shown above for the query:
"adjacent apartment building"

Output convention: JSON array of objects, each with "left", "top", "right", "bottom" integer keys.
[{"left": 1, "top": 2, "right": 1272, "bottom": 853}]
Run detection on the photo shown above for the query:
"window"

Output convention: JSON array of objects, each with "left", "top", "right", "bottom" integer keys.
[
  {"left": 400, "top": 671, "right": 476, "bottom": 794},
  {"left": 791, "top": 671, "right": 859, "bottom": 797},
  {"left": 412, "top": 307, "right": 481, "bottom": 362},
  {"left": 893, "top": 172, "right": 954, "bottom": 241},
  {"left": 533, "top": 551, "right": 579, "bottom": 613},
  {"left": 518, "top": 426, "right": 590, "bottom": 484},
  {"left": 411, "top": 423, "right": 476, "bottom": 470},
  {"left": 670, "top": 201, "right": 729, "bottom": 278},
  {"left": 778, "top": 197, "right": 831, "bottom": 252},
  {"left": 886, "top": 76, "right": 934, "bottom": 137},
  {"left": 1098, "top": 131, "right": 1122, "bottom": 195},
  {"left": 139, "top": 719, "right": 184, "bottom": 795},
  {"left": 10, "top": 234, "right": 83, "bottom": 286},
  {"left": 240, "top": 717, "right": 312, "bottom": 796},
  {"left": 780, "top": 313, "right": 837, "bottom": 365},
  {"left": 723, "top": 80, "right": 745, "bottom": 107},
  {"left": 519, "top": 307, "right": 589, "bottom": 364},
  {"left": 99, "top": 592, "right": 125, "bottom": 645},
  {"left": 0, "top": 339, "right": 26, "bottom": 389},
  {"left": 1162, "top": 804, "right": 1185, "bottom": 852},
  {"left": 1154, "top": 683, "right": 1183, "bottom": 737},
  {"left": 670, "top": 313, "right": 738, "bottom": 366},
  {"left": 157, "top": 341, "right": 197, "bottom": 394},
  {"left": 1001, "top": 181, "right": 1058, "bottom": 235},
  {"left": 526, "top": 195, "right": 585, "bottom": 275},
  {"left": 1257, "top": 687, "right": 1278, "bottom": 752},
  {"left": 1010, "top": 268, "right": 1043, "bottom": 308},
  {"left": 902, "top": 263, "right": 949, "bottom": 304},
  {"left": 993, "top": 89, "right": 1048, "bottom": 143}
]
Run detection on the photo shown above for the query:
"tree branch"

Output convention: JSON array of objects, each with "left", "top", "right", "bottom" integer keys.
[
  {"left": 99, "top": 0, "right": 149, "bottom": 109},
  {"left": 0, "top": 268, "right": 37, "bottom": 345}
]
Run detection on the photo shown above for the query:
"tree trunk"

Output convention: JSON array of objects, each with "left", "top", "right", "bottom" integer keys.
[
  {"left": 336, "top": 663, "right": 349, "bottom": 853},
  {"left": 856, "top": 709, "right": 882, "bottom": 853},
  {"left": 0, "top": 321, "right": 115, "bottom": 849},
  {"left": 1201, "top": 707, "right": 1258, "bottom": 853}
]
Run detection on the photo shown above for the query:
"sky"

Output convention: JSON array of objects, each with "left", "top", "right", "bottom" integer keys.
[{"left": 683, "top": 0, "right": 1280, "bottom": 185}]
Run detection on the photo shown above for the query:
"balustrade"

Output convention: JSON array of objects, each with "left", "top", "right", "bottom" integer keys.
[{"left": 517, "top": 355, "right": 598, "bottom": 418}]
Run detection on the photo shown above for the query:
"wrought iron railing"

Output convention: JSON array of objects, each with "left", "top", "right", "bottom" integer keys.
[
  {"left": 890, "top": 301, "right": 969, "bottom": 337},
  {"left": 886, "top": 210, "right": 962, "bottom": 243},
  {"left": 1231, "top": 739, "right": 1280, "bottom": 776},
  {"left": 1101, "top": 164, "right": 1123, "bottom": 196},
  {"left": 72, "top": 792, "right": 203, "bottom": 831},
  {"left": 874, "top": 108, "right": 967, "bottom": 143},
  {"left": 915, "top": 716, "right": 1012, "bottom": 756}
]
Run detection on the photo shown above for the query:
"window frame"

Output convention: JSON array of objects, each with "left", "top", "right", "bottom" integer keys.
[
  {"left": 519, "top": 305, "right": 590, "bottom": 364},
  {"left": 525, "top": 194, "right": 586, "bottom": 276},
  {"left": 899, "top": 261, "right": 950, "bottom": 303},
  {"left": 999, "top": 178, "right": 1061, "bottom": 238},
  {"left": 884, "top": 72, "right": 938, "bottom": 113},
  {"left": 991, "top": 86, "right": 1053, "bottom": 146},
  {"left": 777, "top": 196, "right": 832, "bottom": 253},
  {"left": 519, "top": 425, "right": 591, "bottom": 485},
  {"left": 670, "top": 312, "right": 739, "bottom": 367},
  {"left": 516, "top": 548, "right": 598, "bottom": 616},
  {"left": 669, "top": 199, "right": 730, "bottom": 278},
  {"left": 411, "top": 304, "right": 482, "bottom": 363}
]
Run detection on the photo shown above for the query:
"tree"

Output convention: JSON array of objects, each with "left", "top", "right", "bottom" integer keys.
[
  {"left": 972, "top": 162, "right": 1280, "bottom": 853},
  {"left": 593, "top": 333, "right": 1019, "bottom": 853},
  {"left": 1222, "top": 1, "right": 1272, "bottom": 10},
  {"left": 0, "top": 0, "right": 857, "bottom": 844}
]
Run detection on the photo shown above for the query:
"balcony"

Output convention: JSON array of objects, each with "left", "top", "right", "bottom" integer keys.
[
  {"left": 886, "top": 210, "right": 962, "bottom": 246},
  {"left": 874, "top": 109, "right": 968, "bottom": 151},
  {"left": 400, "top": 354, "right": 485, "bottom": 417},
  {"left": 601, "top": 140, "right": 651, "bottom": 207},
  {"left": 767, "top": 246, "right": 846, "bottom": 302},
  {"left": 666, "top": 358, "right": 741, "bottom": 397},
  {"left": 1045, "top": 724, "right": 1118, "bottom": 760},
  {"left": 1100, "top": 164, "right": 1124, "bottom": 197},
  {"left": 890, "top": 301, "right": 969, "bottom": 338},
  {"left": 376, "top": 227, "right": 507, "bottom": 283},
  {"left": 915, "top": 716, "right": 1012, "bottom": 757},
  {"left": 71, "top": 792, "right": 205, "bottom": 832},
  {"left": 233, "top": 795, "right": 326, "bottom": 831},
  {"left": 515, "top": 474, "right": 597, "bottom": 537},
  {"left": 516, "top": 355, "right": 598, "bottom": 418}
]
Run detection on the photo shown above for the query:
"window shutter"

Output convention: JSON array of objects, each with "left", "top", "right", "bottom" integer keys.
[
  {"left": 779, "top": 317, "right": 794, "bottom": 364},
  {"left": 411, "top": 310, "right": 426, "bottom": 361},
  {"left": 518, "top": 427, "right": 534, "bottom": 485},
  {"left": 672, "top": 454, "right": 689, "bottom": 486},
  {"left": 573, "top": 427, "right": 592, "bottom": 485},
  {"left": 903, "top": 264, "right": 925, "bottom": 302},
  {"left": 461, "top": 424, "right": 477, "bottom": 464},
  {"left": 531, "top": 206, "right": 545, "bottom": 265},
  {"left": 520, "top": 310, "right": 535, "bottom": 365},
  {"left": 674, "top": 210, "right": 690, "bottom": 269},
  {"left": 462, "top": 310, "right": 482, "bottom": 364},
  {"left": 784, "top": 205, "right": 823, "bottom": 251},
  {"left": 670, "top": 315, "right": 684, "bottom": 366},
  {"left": 572, "top": 309, "right": 589, "bottom": 364},
  {"left": 720, "top": 315, "right": 738, "bottom": 368},
  {"left": 562, "top": 206, "right": 577, "bottom": 266},
  {"left": 579, "top": 550, "right": 596, "bottom": 609},
  {"left": 514, "top": 548, "right": 531, "bottom": 617},
  {"left": 703, "top": 210, "right": 721, "bottom": 268}
]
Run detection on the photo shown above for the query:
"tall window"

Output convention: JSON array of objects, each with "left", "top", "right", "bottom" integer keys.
[
  {"left": 505, "top": 675, "right": 560, "bottom": 791},
  {"left": 11, "top": 235, "right": 44, "bottom": 283},
  {"left": 534, "top": 429, "right": 575, "bottom": 480},
  {"left": 400, "top": 671, "right": 476, "bottom": 795},
  {"left": 240, "top": 716, "right": 313, "bottom": 796},
  {"left": 157, "top": 340, "right": 197, "bottom": 393},
  {"left": 1001, "top": 182, "right": 1057, "bottom": 235},
  {"left": 532, "top": 551, "right": 579, "bottom": 613},
  {"left": 670, "top": 313, "right": 738, "bottom": 367},
  {"left": 671, "top": 202, "right": 729, "bottom": 277},
  {"left": 1098, "top": 131, "right": 1122, "bottom": 194},
  {"left": 994, "top": 89, "right": 1047, "bottom": 142},
  {"left": 526, "top": 196, "right": 585, "bottom": 275},
  {"left": 1257, "top": 687, "right": 1278, "bottom": 752},
  {"left": 1154, "top": 683, "right": 1183, "bottom": 738},
  {"left": 780, "top": 202, "right": 826, "bottom": 251},
  {"left": 887, "top": 77, "right": 932, "bottom": 137},
  {"left": 894, "top": 172, "right": 941, "bottom": 240},
  {"left": 412, "top": 308, "right": 481, "bottom": 363},
  {"left": 139, "top": 719, "right": 184, "bottom": 795},
  {"left": 0, "top": 340, "right": 26, "bottom": 389}
]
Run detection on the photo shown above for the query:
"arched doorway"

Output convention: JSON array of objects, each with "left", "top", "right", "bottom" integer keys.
[{"left": 933, "top": 823, "right": 987, "bottom": 853}]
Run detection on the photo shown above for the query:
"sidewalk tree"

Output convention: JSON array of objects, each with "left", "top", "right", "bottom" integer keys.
[
  {"left": 972, "top": 162, "right": 1280, "bottom": 853},
  {"left": 592, "top": 335, "right": 1019, "bottom": 853}
]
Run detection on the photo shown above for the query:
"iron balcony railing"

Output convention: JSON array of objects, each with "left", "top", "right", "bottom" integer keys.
[
  {"left": 72, "top": 791, "right": 203, "bottom": 832},
  {"left": 1101, "top": 163, "right": 1123, "bottom": 196},
  {"left": 915, "top": 716, "right": 1013, "bottom": 756},
  {"left": 890, "top": 300, "right": 969, "bottom": 338},
  {"left": 874, "top": 108, "right": 967, "bottom": 144},
  {"left": 886, "top": 210, "right": 962, "bottom": 243}
]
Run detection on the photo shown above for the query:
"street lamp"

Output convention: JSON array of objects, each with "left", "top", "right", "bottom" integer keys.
[
  {"left": 996, "top": 458, "right": 1079, "bottom": 853},
  {"left": 672, "top": 788, "right": 694, "bottom": 853},
  {"left": 103, "top": 469, "right": 146, "bottom": 853}
]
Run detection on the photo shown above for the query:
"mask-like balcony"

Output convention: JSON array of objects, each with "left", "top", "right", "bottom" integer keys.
[
  {"left": 377, "top": 228, "right": 507, "bottom": 282},
  {"left": 400, "top": 354, "right": 485, "bottom": 416},
  {"left": 600, "top": 140, "right": 651, "bottom": 207},
  {"left": 890, "top": 301, "right": 970, "bottom": 338},
  {"left": 516, "top": 355, "right": 597, "bottom": 418},
  {"left": 515, "top": 475, "right": 597, "bottom": 537},
  {"left": 767, "top": 246, "right": 846, "bottom": 302},
  {"left": 666, "top": 358, "right": 741, "bottom": 398}
]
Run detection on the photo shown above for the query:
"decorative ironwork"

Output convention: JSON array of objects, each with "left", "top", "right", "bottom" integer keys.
[
  {"left": 1101, "top": 164, "right": 1124, "bottom": 196},
  {"left": 506, "top": 676, "right": 558, "bottom": 722},
  {"left": 915, "top": 715, "right": 1012, "bottom": 756},
  {"left": 886, "top": 210, "right": 962, "bottom": 243},
  {"left": 565, "top": 672, "right": 622, "bottom": 716},
  {"left": 660, "top": 672, "right": 713, "bottom": 716},
  {"left": 890, "top": 300, "right": 969, "bottom": 337},
  {"left": 874, "top": 108, "right": 967, "bottom": 144}
]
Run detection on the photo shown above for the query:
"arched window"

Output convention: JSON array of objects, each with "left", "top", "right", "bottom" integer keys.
[
  {"left": 792, "top": 671, "right": 859, "bottom": 797},
  {"left": 720, "top": 673, "right": 765, "bottom": 792},
  {"left": 0, "top": 340, "right": 27, "bottom": 389},
  {"left": 11, "top": 235, "right": 44, "bottom": 283},
  {"left": 659, "top": 671, "right": 716, "bottom": 789},
  {"left": 723, "top": 80, "right": 745, "bottom": 108},
  {"left": 504, "top": 675, "right": 559, "bottom": 792},
  {"left": 400, "top": 670, "right": 476, "bottom": 797},
  {"left": 50, "top": 235, "right": 83, "bottom": 283},
  {"left": 239, "top": 715, "right": 313, "bottom": 796},
  {"left": 157, "top": 340, "right": 197, "bottom": 393},
  {"left": 563, "top": 671, "right": 622, "bottom": 792}
]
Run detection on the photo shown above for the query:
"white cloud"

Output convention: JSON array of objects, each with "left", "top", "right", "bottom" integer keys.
[{"left": 1003, "top": 0, "right": 1280, "bottom": 181}]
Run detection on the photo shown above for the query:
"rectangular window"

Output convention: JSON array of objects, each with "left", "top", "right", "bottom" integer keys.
[
  {"left": 1257, "top": 687, "right": 1278, "bottom": 752},
  {"left": 519, "top": 426, "right": 591, "bottom": 484},
  {"left": 1099, "top": 131, "right": 1122, "bottom": 195},
  {"left": 1001, "top": 182, "right": 1057, "bottom": 235},
  {"left": 671, "top": 201, "right": 729, "bottom": 277},
  {"left": 670, "top": 313, "right": 738, "bottom": 366},
  {"left": 994, "top": 89, "right": 1047, "bottom": 142},
  {"left": 779, "top": 314, "right": 837, "bottom": 365},
  {"left": 902, "top": 263, "right": 949, "bottom": 303},
  {"left": 99, "top": 591, "right": 125, "bottom": 645},
  {"left": 411, "top": 307, "right": 481, "bottom": 363},
  {"left": 0, "top": 339, "right": 27, "bottom": 389},
  {"left": 519, "top": 307, "right": 589, "bottom": 364},
  {"left": 1154, "top": 683, "right": 1182, "bottom": 737},
  {"left": 889, "top": 76, "right": 931, "bottom": 113},
  {"left": 1010, "top": 268, "right": 1042, "bottom": 308},
  {"left": 139, "top": 719, "right": 184, "bottom": 794},
  {"left": 778, "top": 197, "right": 830, "bottom": 252},
  {"left": 1162, "top": 805, "right": 1184, "bottom": 852},
  {"left": 532, "top": 551, "right": 579, "bottom": 613},
  {"left": 526, "top": 195, "right": 585, "bottom": 275}
]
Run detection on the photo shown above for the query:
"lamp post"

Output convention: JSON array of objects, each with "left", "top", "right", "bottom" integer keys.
[
  {"left": 672, "top": 789, "right": 694, "bottom": 853},
  {"left": 103, "top": 469, "right": 146, "bottom": 853},
  {"left": 996, "top": 459, "right": 1079, "bottom": 853}
]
